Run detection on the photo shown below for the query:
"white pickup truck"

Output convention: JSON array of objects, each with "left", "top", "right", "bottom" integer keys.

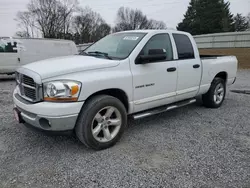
[{"left": 13, "top": 30, "right": 238, "bottom": 150}]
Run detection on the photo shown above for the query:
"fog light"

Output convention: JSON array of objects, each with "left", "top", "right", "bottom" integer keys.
[{"left": 39, "top": 118, "right": 51, "bottom": 129}]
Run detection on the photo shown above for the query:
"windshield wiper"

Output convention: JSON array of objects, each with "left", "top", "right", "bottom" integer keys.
[
  {"left": 87, "top": 51, "right": 113, "bottom": 60},
  {"left": 78, "top": 51, "right": 90, "bottom": 56}
]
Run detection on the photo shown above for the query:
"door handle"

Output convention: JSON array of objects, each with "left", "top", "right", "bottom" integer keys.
[
  {"left": 167, "top": 67, "right": 177, "bottom": 72},
  {"left": 193, "top": 64, "right": 200, "bottom": 68}
]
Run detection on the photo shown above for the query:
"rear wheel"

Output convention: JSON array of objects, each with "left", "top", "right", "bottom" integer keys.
[
  {"left": 202, "top": 77, "right": 226, "bottom": 108},
  {"left": 75, "top": 95, "right": 127, "bottom": 150}
]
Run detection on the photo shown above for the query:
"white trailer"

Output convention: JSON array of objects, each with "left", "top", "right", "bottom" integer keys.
[{"left": 0, "top": 37, "right": 78, "bottom": 74}]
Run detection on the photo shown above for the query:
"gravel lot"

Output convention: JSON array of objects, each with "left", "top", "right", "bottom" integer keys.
[{"left": 0, "top": 71, "right": 250, "bottom": 188}]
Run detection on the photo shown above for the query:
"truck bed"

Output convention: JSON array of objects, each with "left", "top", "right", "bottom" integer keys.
[
  {"left": 199, "top": 55, "right": 237, "bottom": 91},
  {"left": 200, "top": 54, "right": 227, "bottom": 59}
]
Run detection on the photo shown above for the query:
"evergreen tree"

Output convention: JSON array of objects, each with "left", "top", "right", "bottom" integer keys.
[
  {"left": 247, "top": 13, "right": 250, "bottom": 30},
  {"left": 233, "top": 14, "right": 249, "bottom": 31},
  {"left": 177, "top": 0, "right": 198, "bottom": 35},
  {"left": 177, "top": 0, "right": 235, "bottom": 35},
  {"left": 221, "top": 0, "right": 234, "bottom": 32}
]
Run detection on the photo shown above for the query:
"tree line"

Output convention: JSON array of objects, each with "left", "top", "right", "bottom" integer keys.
[
  {"left": 15, "top": 0, "right": 166, "bottom": 44},
  {"left": 16, "top": 0, "right": 250, "bottom": 44},
  {"left": 177, "top": 0, "right": 250, "bottom": 35}
]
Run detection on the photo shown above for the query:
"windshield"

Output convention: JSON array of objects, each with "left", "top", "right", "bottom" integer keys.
[{"left": 84, "top": 32, "right": 147, "bottom": 60}]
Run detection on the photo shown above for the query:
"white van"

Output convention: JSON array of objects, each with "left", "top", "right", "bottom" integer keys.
[{"left": 0, "top": 37, "right": 78, "bottom": 74}]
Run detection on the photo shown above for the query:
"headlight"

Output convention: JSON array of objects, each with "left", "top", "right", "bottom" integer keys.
[{"left": 44, "top": 80, "right": 81, "bottom": 102}]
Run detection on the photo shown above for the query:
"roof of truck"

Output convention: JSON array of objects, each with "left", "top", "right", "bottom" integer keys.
[{"left": 116, "top": 29, "right": 190, "bottom": 35}]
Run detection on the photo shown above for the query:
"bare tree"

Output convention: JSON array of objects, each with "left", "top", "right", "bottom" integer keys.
[
  {"left": 94, "top": 23, "right": 111, "bottom": 39},
  {"left": 15, "top": 11, "right": 35, "bottom": 37},
  {"left": 28, "top": 0, "right": 63, "bottom": 38},
  {"left": 59, "top": 0, "right": 79, "bottom": 38},
  {"left": 15, "top": 31, "right": 30, "bottom": 38},
  {"left": 113, "top": 7, "right": 148, "bottom": 32},
  {"left": 16, "top": 0, "right": 79, "bottom": 38},
  {"left": 73, "top": 7, "right": 111, "bottom": 43},
  {"left": 148, "top": 19, "right": 167, "bottom": 29},
  {"left": 113, "top": 7, "right": 166, "bottom": 32}
]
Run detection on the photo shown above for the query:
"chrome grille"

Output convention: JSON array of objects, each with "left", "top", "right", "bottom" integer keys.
[
  {"left": 23, "top": 75, "right": 36, "bottom": 87},
  {"left": 23, "top": 86, "right": 36, "bottom": 99},
  {"left": 15, "top": 72, "right": 42, "bottom": 102}
]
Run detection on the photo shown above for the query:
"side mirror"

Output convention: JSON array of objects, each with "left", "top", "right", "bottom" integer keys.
[{"left": 136, "top": 49, "right": 167, "bottom": 64}]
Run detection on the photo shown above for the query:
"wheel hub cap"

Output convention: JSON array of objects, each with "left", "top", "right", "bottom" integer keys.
[
  {"left": 91, "top": 106, "right": 122, "bottom": 143},
  {"left": 214, "top": 83, "right": 224, "bottom": 104}
]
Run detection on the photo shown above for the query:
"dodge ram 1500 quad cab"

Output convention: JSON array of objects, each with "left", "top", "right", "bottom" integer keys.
[{"left": 13, "top": 30, "right": 238, "bottom": 150}]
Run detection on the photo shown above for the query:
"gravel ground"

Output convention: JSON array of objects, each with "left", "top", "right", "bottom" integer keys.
[{"left": 0, "top": 71, "right": 250, "bottom": 188}]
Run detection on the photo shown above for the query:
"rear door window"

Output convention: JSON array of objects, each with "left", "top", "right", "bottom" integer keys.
[{"left": 173, "top": 34, "right": 194, "bottom": 60}]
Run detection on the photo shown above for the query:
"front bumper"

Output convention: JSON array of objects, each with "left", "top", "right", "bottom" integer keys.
[{"left": 13, "top": 88, "right": 84, "bottom": 131}]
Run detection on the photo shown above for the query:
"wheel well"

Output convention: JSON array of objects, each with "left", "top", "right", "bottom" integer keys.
[
  {"left": 86, "top": 89, "right": 129, "bottom": 112},
  {"left": 215, "top": 72, "right": 227, "bottom": 81}
]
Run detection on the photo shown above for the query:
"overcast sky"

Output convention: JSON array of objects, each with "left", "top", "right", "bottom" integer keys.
[{"left": 0, "top": 0, "right": 249, "bottom": 36}]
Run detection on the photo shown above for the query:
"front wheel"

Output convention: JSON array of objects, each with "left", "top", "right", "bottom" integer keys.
[
  {"left": 75, "top": 95, "right": 127, "bottom": 150},
  {"left": 202, "top": 77, "right": 226, "bottom": 108}
]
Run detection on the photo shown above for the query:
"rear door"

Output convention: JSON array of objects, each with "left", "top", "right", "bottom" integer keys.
[
  {"left": 172, "top": 33, "right": 202, "bottom": 101},
  {"left": 131, "top": 33, "right": 178, "bottom": 113}
]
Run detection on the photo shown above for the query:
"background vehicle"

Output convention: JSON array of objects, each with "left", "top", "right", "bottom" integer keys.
[
  {"left": 13, "top": 30, "right": 238, "bottom": 150},
  {"left": 0, "top": 37, "right": 78, "bottom": 74}
]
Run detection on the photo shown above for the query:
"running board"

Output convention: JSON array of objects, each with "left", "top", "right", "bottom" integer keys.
[{"left": 133, "top": 99, "right": 196, "bottom": 120}]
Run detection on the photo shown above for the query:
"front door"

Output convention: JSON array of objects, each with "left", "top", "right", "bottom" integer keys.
[{"left": 131, "top": 33, "right": 178, "bottom": 113}]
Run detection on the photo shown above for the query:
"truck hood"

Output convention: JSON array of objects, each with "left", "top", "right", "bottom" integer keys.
[{"left": 21, "top": 55, "right": 120, "bottom": 79}]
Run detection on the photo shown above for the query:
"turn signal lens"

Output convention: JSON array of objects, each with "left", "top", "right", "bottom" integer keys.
[{"left": 71, "top": 85, "right": 79, "bottom": 96}]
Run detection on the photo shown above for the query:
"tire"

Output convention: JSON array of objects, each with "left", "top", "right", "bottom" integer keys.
[
  {"left": 75, "top": 95, "right": 127, "bottom": 150},
  {"left": 202, "top": 77, "right": 226, "bottom": 108}
]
